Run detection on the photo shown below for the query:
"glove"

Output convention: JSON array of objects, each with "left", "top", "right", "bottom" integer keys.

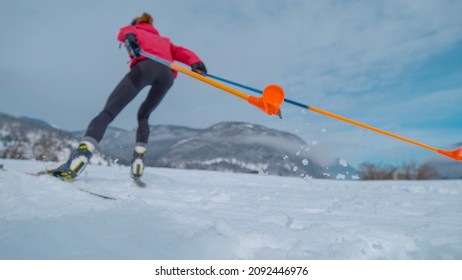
[
  {"left": 191, "top": 61, "right": 207, "bottom": 76},
  {"left": 125, "top": 33, "right": 141, "bottom": 58}
]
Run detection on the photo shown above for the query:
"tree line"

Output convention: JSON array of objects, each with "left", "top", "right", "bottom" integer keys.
[{"left": 358, "top": 161, "right": 440, "bottom": 180}]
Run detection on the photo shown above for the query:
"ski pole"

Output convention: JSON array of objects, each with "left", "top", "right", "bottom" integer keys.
[
  {"left": 138, "top": 50, "right": 284, "bottom": 118},
  {"left": 206, "top": 73, "right": 462, "bottom": 161}
]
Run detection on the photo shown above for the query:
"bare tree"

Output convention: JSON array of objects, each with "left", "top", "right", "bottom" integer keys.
[
  {"left": 33, "top": 135, "right": 63, "bottom": 162},
  {"left": 2, "top": 141, "right": 29, "bottom": 159},
  {"left": 359, "top": 162, "right": 396, "bottom": 180},
  {"left": 416, "top": 164, "right": 440, "bottom": 180},
  {"left": 399, "top": 161, "right": 417, "bottom": 180},
  {"left": 359, "top": 161, "right": 440, "bottom": 180}
]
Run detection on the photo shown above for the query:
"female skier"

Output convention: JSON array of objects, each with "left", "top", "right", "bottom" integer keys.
[{"left": 48, "top": 12, "right": 207, "bottom": 181}]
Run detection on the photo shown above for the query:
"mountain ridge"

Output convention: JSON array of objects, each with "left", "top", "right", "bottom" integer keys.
[{"left": 2, "top": 112, "right": 357, "bottom": 178}]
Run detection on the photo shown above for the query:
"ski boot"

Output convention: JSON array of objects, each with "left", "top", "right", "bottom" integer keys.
[
  {"left": 47, "top": 142, "right": 94, "bottom": 181},
  {"left": 130, "top": 146, "right": 146, "bottom": 179}
]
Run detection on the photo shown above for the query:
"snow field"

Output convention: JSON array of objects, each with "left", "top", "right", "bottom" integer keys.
[{"left": 0, "top": 159, "right": 461, "bottom": 259}]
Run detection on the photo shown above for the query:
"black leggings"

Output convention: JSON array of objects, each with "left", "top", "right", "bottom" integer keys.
[{"left": 84, "top": 59, "right": 174, "bottom": 144}]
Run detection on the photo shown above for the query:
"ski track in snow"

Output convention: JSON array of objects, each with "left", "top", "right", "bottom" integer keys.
[{"left": 0, "top": 159, "right": 461, "bottom": 260}]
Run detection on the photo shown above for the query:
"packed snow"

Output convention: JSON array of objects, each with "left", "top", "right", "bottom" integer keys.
[{"left": 0, "top": 159, "right": 461, "bottom": 260}]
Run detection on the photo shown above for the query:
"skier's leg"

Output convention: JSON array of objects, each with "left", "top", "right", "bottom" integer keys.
[
  {"left": 136, "top": 66, "right": 174, "bottom": 144},
  {"left": 131, "top": 64, "right": 174, "bottom": 178},
  {"left": 85, "top": 64, "right": 148, "bottom": 142},
  {"left": 51, "top": 62, "right": 151, "bottom": 180}
]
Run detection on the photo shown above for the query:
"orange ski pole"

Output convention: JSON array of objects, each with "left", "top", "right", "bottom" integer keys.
[
  {"left": 307, "top": 106, "right": 462, "bottom": 161},
  {"left": 205, "top": 73, "right": 462, "bottom": 161},
  {"left": 139, "top": 50, "right": 284, "bottom": 118}
]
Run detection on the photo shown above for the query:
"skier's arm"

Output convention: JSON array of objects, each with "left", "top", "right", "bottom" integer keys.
[
  {"left": 125, "top": 34, "right": 141, "bottom": 58},
  {"left": 170, "top": 43, "right": 200, "bottom": 65},
  {"left": 117, "top": 26, "right": 141, "bottom": 58},
  {"left": 117, "top": 25, "right": 137, "bottom": 43}
]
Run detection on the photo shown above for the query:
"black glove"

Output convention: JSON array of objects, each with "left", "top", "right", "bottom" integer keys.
[
  {"left": 125, "top": 33, "right": 141, "bottom": 58},
  {"left": 191, "top": 61, "right": 207, "bottom": 76}
]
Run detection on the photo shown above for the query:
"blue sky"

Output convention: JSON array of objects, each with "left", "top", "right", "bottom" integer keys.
[{"left": 0, "top": 0, "right": 461, "bottom": 167}]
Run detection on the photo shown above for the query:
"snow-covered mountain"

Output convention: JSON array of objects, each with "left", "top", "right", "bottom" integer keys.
[
  {"left": 1, "top": 112, "right": 356, "bottom": 178},
  {"left": 0, "top": 112, "right": 74, "bottom": 161},
  {"left": 1, "top": 159, "right": 461, "bottom": 259},
  {"left": 0, "top": 112, "right": 110, "bottom": 166},
  {"left": 93, "top": 122, "right": 355, "bottom": 178}
]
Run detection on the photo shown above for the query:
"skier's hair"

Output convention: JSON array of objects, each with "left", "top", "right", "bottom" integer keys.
[{"left": 132, "top": 12, "right": 153, "bottom": 25}]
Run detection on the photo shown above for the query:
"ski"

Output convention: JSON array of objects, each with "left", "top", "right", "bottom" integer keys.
[
  {"left": 133, "top": 176, "right": 147, "bottom": 187},
  {"left": 26, "top": 171, "right": 49, "bottom": 176},
  {"left": 77, "top": 188, "right": 117, "bottom": 200},
  {"left": 25, "top": 170, "right": 117, "bottom": 200}
]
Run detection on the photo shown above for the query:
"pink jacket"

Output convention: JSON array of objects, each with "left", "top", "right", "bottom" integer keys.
[{"left": 117, "top": 23, "right": 202, "bottom": 77}]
